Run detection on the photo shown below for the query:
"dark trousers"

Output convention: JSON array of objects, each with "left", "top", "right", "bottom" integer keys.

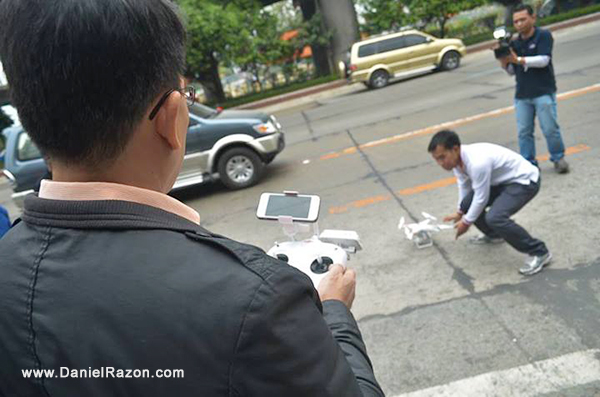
[{"left": 460, "top": 181, "right": 548, "bottom": 256}]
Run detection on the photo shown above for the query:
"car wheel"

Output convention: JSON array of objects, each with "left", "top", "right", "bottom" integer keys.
[
  {"left": 217, "top": 147, "right": 264, "bottom": 190},
  {"left": 441, "top": 51, "right": 461, "bottom": 71},
  {"left": 369, "top": 70, "right": 389, "bottom": 89}
]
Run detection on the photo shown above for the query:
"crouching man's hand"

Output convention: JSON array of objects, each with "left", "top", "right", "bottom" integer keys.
[
  {"left": 455, "top": 220, "right": 470, "bottom": 240},
  {"left": 444, "top": 212, "right": 463, "bottom": 223}
]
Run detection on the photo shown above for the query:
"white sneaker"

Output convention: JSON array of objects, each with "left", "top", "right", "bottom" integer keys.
[{"left": 519, "top": 252, "right": 552, "bottom": 276}]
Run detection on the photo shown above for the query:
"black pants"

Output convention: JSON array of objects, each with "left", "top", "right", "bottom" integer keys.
[{"left": 460, "top": 181, "right": 548, "bottom": 256}]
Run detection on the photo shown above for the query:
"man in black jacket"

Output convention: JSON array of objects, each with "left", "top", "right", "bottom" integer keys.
[{"left": 0, "top": 1, "right": 384, "bottom": 396}]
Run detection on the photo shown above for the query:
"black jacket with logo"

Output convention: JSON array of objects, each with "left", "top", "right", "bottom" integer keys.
[
  {"left": 0, "top": 196, "right": 384, "bottom": 396},
  {"left": 510, "top": 27, "right": 557, "bottom": 99}
]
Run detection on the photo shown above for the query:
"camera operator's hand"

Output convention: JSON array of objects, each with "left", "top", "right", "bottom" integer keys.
[
  {"left": 506, "top": 48, "right": 520, "bottom": 65},
  {"left": 318, "top": 264, "right": 356, "bottom": 309},
  {"left": 443, "top": 212, "right": 463, "bottom": 223},
  {"left": 499, "top": 56, "right": 511, "bottom": 69}
]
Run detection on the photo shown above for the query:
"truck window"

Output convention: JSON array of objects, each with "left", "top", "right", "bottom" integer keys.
[{"left": 17, "top": 132, "right": 42, "bottom": 161}]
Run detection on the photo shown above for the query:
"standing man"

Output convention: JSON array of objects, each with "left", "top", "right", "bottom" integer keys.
[
  {"left": 499, "top": 4, "right": 569, "bottom": 173},
  {"left": 429, "top": 130, "right": 551, "bottom": 276},
  {"left": 0, "top": 1, "right": 384, "bottom": 396}
]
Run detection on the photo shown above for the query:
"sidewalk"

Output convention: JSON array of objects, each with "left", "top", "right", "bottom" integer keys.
[
  {"left": 235, "top": 79, "right": 348, "bottom": 111},
  {"left": 237, "top": 11, "right": 600, "bottom": 113}
]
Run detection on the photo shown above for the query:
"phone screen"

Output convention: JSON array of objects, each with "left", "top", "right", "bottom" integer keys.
[{"left": 265, "top": 195, "right": 312, "bottom": 219}]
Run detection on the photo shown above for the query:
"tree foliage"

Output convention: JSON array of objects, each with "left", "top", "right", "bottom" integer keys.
[
  {"left": 357, "top": 0, "right": 412, "bottom": 35},
  {"left": 410, "top": 0, "right": 485, "bottom": 38},
  {"left": 178, "top": 0, "right": 244, "bottom": 103},
  {"left": 233, "top": 5, "right": 295, "bottom": 90},
  {"left": 178, "top": 0, "right": 334, "bottom": 102},
  {"left": 492, "top": 0, "right": 522, "bottom": 26},
  {"left": 357, "top": 0, "right": 486, "bottom": 38}
]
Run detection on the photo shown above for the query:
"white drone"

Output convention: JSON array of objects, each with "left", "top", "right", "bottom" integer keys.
[{"left": 398, "top": 212, "right": 453, "bottom": 248}]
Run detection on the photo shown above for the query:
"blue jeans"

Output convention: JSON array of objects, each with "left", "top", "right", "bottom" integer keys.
[{"left": 514, "top": 93, "right": 565, "bottom": 164}]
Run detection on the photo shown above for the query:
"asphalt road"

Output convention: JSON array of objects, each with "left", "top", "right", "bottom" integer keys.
[
  {"left": 179, "top": 20, "right": 600, "bottom": 396},
  {"left": 1, "top": 20, "right": 599, "bottom": 397}
]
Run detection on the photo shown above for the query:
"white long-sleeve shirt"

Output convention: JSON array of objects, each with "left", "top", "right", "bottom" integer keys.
[{"left": 454, "top": 143, "right": 540, "bottom": 224}]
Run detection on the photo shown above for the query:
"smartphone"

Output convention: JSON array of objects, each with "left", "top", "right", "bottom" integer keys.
[{"left": 256, "top": 192, "right": 320, "bottom": 223}]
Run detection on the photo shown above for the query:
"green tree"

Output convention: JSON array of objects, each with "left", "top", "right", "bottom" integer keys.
[
  {"left": 233, "top": 6, "right": 294, "bottom": 91},
  {"left": 294, "top": 9, "right": 333, "bottom": 76},
  {"left": 357, "top": 0, "right": 412, "bottom": 35},
  {"left": 178, "top": 0, "right": 245, "bottom": 104},
  {"left": 410, "top": 0, "right": 485, "bottom": 38},
  {"left": 269, "top": 0, "right": 303, "bottom": 30},
  {"left": 295, "top": 0, "right": 333, "bottom": 77},
  {"left": 494, "top": 0, "right": 523, "bottom": 26}
]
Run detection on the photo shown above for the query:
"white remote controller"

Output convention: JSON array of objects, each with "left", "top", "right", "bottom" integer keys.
[{"left": 268, "top": 236, "right": 348, "bottom": 288}]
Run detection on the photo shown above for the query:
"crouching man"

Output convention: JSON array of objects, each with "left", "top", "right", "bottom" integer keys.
[{"left": 428, "top": 129, "right": 551, "bottom": 275}]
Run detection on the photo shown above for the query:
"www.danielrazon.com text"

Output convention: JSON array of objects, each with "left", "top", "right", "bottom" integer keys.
[{"left": 22, "top": 367, "right": 184, "bottom": 379}]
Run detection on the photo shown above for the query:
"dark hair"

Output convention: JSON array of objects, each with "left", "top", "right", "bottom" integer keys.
[
  {"left": 0, "top": 0, "right": 186, "bottom": 168},
  {"left": 427, "top": 130, "right": 461, "bottom": 152},
  {"left": 513, "top": 4, "right": 534, "bottom": 16}
]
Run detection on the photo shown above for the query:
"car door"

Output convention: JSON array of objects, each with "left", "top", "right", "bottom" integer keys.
[
  {"left": 179, "top": 115, "right": 212, "bottom": 178},
  {"left": 404, "top": 33, "right": 439, "bottom": 69},
  {"left": 375, "top": 35, "right": 410, "bottom": 75}
]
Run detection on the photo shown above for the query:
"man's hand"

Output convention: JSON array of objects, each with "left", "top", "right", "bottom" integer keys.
[
  {"left": 444, "top": 212, "right": 463, "bottom": 223},
  {"left": 497, "top": 48, "right": 521, "bottom": 69},
  {"left": 499, "top": 56, "right": 511, "bottom": 69},
  {"left": 318, "top": 264, "right": 356, "bottom": 309},
  {"left": 506, "top": 48, "right": 519, "bottom": 65},
  {"left": 455, "top": 220, "right": 470, "bottom": 240}
]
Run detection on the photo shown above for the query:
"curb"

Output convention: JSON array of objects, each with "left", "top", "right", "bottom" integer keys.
[
  {"left": 235, "top": 79, "right": 347, "bottom": 110},
  {"left": 236, "top": 11, "right": 600, "bottom": 111}
]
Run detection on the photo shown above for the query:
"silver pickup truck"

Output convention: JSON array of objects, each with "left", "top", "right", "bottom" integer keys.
[{"left": 1, "top": 103, "right": 285, "bottom": 207}]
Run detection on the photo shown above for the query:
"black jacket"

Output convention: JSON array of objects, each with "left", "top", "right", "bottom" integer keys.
[{"left": 0, "top": 196, "right": 384, "bottom": 397}]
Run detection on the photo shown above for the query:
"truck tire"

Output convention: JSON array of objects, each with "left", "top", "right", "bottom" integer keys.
[
  {"left": 369, "top": 70, "right": 389, "bottom": 89},
  {"left": 217, "top": 147, "right": 264, "bottom": 190},
  {"left": 441, "top": 51, "right": 461, "bottom": 71}
]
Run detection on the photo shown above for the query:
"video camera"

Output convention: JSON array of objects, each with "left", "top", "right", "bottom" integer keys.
[{"left": 493, "top": 26, "right": 513, "bottom": 59}]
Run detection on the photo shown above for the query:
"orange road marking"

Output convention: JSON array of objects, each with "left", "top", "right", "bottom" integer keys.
[
  {"left": 317, "top": 83, "right": 600, "bottom": 163},
  {"left": 397, "top": 177, "right": 458, "bottom": 196},
  {"left": 328, "top": 144, "right": 591, "bottom": 214},
  {"left": 536, "top": 143, "right": 590, "bottom": 162}
]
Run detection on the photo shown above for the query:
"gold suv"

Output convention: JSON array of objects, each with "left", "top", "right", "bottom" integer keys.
[{"left": 347, "top": 30, "right": 466, "bottom": 89}]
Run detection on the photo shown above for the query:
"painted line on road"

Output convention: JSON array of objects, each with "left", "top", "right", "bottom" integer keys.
[
  {"left": 317, "top": 83, "right": 600, "bottom": 162},
  {"left": 329, "top": 144, "right": 591, "bottom": 214},
  {"left": 392, "top": 349, "right": 600, "bottom": 397}
]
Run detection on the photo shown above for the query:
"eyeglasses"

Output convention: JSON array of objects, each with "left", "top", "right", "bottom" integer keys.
[{"left": 148, "top": 86, "right": 196, "bottom": 120}]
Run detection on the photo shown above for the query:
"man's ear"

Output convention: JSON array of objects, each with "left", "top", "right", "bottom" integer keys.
[{"left": 153, "top": 93, "right": 183, "bottom": 150}]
